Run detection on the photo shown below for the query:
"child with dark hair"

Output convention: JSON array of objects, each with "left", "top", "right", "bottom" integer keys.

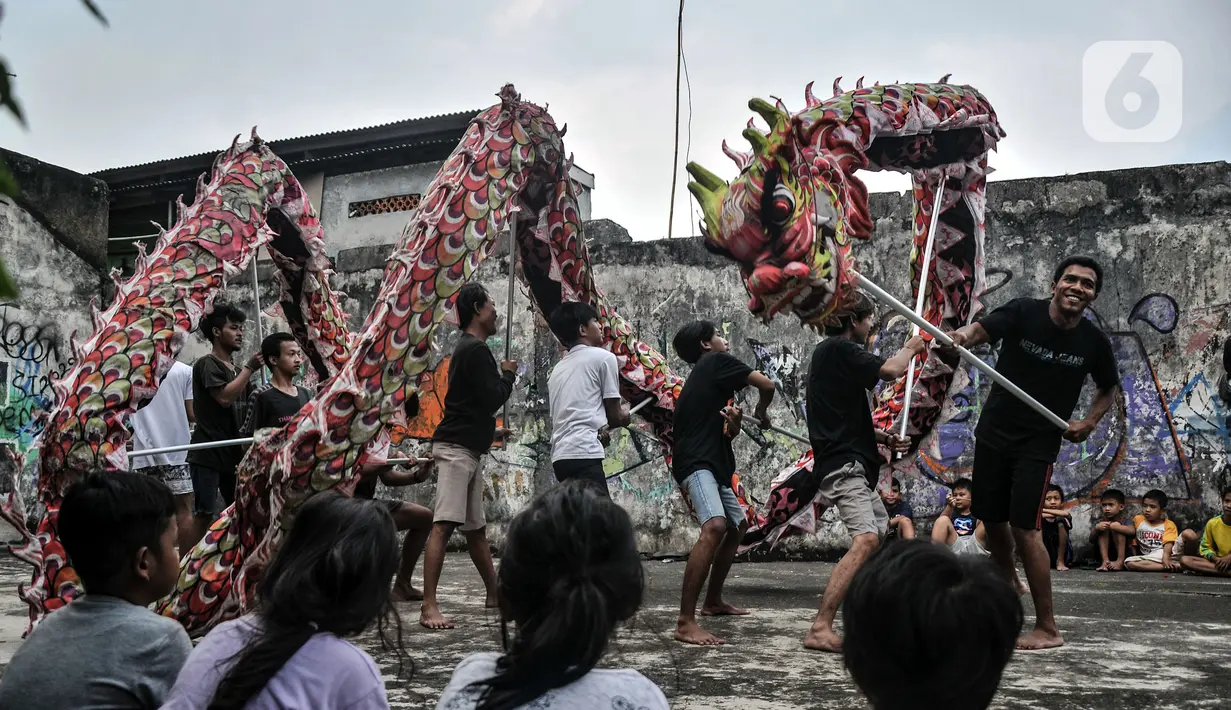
[
  {"left": 189, "top": 303, "right": 262, "bottom": 543},
  {"left": 241, "top": 332, "right": 311, "bottom": 434},
  {"left": 546, "top": 300, "right": 629, "bottom": 495},
  {"left": 0, "top": 472, "right": 191, "bottom": 709},
  {"left": 1040, "top": 483, "right": 1074, "bottom": 571},
  {"left": 1090, "top": 488, "right": 1134, "bottom": 571},
  {"left": 931, "top": 479, "right": 989, "bottom": 557},
  {"left": 881, "top": 477, "right": 915, "bottom": 540},
  {"left": 1124, "top": 489, "right": 1181, "bottom": 572},
  {"left": 162, "top": 493, "right": 406, "bottom": 709},
  {"left": 423, "top": 282, "right": 517, "bottom": 630},
  {"left": 843, "top": 539, "right": 1023, "bottom": 710},
  {"left": 1178, "top": 486, "right": 1231, "bottom": 577},
  {"left": 670, "top": 320, "right": 775, "bottom": 646},
  {"left": 435, "top": 480, "right": 668, "bottom": 710}
]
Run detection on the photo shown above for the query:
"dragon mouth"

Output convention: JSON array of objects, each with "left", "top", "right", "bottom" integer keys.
[{"left": 753, "top": 234, "right": 842, "bottom": 326}]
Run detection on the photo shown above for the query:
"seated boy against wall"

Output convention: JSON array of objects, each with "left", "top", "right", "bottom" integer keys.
[
  {"left": 1040, "top": 484, "right": 1073, "bottom": 571},
  {"left": 881, "top": 477, "right": 915, "bottom": 540},
  {"left": 1178, "top": 486, "right": 1231, "bottom": 577},
  {"left": 931, "top": 479, "right": 989, "bottom": 557},
  {"left": 1124, "top": 489, "right": 1181, "bottom": 572},
  {"left": 0, "top": 472, "right": 192, "bottom": 709},
  {"left": 1090, "top": 488, "right": 1134, "bottom": 571}
]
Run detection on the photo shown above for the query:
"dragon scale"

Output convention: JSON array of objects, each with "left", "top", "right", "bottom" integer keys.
[{"left": 687, "top": 80, "right": 1004, "bottom": 550}]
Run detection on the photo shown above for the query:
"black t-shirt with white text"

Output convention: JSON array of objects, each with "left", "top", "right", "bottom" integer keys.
[
  {"left": 671, "top": 351, "right": 753, "bottom": 487},
  {"left": 976, "top": 298, "right": 1119, "bottom": 461},
  {"left": 241, "top": 384, "right": 312, "bottom": 434},
  {"left": 806, "top": 337, "right": 885, "bottom": 482}
]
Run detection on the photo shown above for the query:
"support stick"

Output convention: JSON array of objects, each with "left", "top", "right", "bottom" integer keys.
[
  {"left": 743, "top": 414, "right": 810, "bottom": 446},
  {"left": 854, "top": 272, "right": 1069, "bottom": 430},
  {"left": 501, "top": 213, "right": 518, "bottom": 429},
  {"left": 250, "top": 251, "right": 267, "bottom": 385},
  {"left": 130, "top": 437, "right": 254, "bottom": 460},
  {"left": 898, "top": 175, "right": 946, "bottom": 444},
  {"left": 628, "top": 397, "right": 654, "bottom": 416},
  {"left": 383, "top": 457, "right": 432, "bottom": 466}
]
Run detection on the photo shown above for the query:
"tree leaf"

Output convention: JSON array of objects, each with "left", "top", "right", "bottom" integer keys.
[
  {"left": 0, "top": 157, "right": 18, "bottom": 197},
  {"left": 80, "top": 0, "right": 109, "bottom": 26},
  {"left": 0, "top": 59, "right": 27, "bottom": 127}
]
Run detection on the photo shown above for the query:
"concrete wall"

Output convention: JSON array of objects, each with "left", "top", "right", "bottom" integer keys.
[{"left": 0, "top": 153, "right": 108, "bottom": 491}]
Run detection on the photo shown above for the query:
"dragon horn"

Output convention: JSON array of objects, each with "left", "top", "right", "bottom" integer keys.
[
  {"left": 856, "top": 76, "right": 865, "bottom": 89},
  {"left": 742, "top": 126, "right": 770, "bottom": 155},
  {"left": 748, "top": 98, "right": 788, "bottom": 133},
  {"left": 939, "top": 73, "right": 952, "bottom": 83},
  {"left": 832, "top": 76, "right": 843, "bottom": 96},
  {"left": 685, "top": 162, "right": 727, "bottom": 238}
]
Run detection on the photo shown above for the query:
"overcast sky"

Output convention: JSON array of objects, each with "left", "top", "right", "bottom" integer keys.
[{"left": 2, "top": 1, "right": 1228, "bottom": 241}]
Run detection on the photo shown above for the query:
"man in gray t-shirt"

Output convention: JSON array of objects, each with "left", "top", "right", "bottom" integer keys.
[
  {"left": 547, "top": 302, "right": 630, "bottom": 495},
  {"left": 0, "top": 473, "right": 191, "bottom": 709}
]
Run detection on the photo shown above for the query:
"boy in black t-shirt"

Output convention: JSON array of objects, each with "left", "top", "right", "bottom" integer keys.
[
  {"left": 802, "top": 292, "right": 924, "bottom": 653},
  {"left": 241, "top": 333, "right": 311, "bottom": 434},
  {"left": 943, "top": 255, "right": 1120, "bottom": 651},
  {"left": 187, "top": 304, "right": 261, "bottom": 545},
  {"left": 671, "top": 320, "right": 775, "bottom": 646}
]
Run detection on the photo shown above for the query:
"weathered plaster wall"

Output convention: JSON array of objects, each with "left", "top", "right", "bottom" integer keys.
[{"left": 0, "top": 153, "right": 108, "bottom": 492}]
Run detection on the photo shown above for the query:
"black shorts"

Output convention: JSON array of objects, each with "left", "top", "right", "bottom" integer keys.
[
  {"left": 552, "top": 459, "right": 609, "bottom": 497},
  {"left": 971, "top": 440, "right": 1054, "bottom": 530}
]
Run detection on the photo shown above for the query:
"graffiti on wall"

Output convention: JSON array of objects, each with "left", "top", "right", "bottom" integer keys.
[{"left": 0, "top": 309, "right": 69, "bottom": 451}]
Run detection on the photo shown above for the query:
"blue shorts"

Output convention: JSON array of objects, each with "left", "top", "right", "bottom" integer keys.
[{"left": 681, "top": 469, "right": 745, "bottom": 528}]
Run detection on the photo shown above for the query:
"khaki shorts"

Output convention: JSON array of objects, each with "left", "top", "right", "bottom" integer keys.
[
  {"left": 817, "top": 460, "right": 888, "bottom": 539},
  {"left": 431, "top": 442, "right": 486, "bottom": 531}
]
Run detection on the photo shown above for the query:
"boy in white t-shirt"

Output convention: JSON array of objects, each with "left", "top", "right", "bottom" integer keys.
[
  {"left": 546, "top": 302, "right": 629, "bottom": 496},
  {"left": 1125, "top": 489, "right": 1182, "bottom": 572},
  {"left": 130, "top": 359, "right": 195, "bottom": 553}
]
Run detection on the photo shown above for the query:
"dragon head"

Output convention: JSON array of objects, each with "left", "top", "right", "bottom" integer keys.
[{"left": 687, "top": 93, "right": 872, "bottom": 329}]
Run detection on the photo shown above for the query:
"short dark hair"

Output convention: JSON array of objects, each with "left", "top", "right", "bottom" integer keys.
[
  {"left": 1221, "top": 485, "right": 1231, "bottom": 500},
  {"left": 261, "top": 332, "right": 297, "bottom": 365},
  {"left": 1046, "top": 483, "right": 1064, "bottom": 500},
  {"left": 891, "top": 477, "right": 901, "bottom": 490},
  {"left": 824, "top": 291, "right": 876, "bottom": 336},
  {"left": 58, "top": 472, "right": 176, "bottom": 592},
  {"left": 199, "top": 303, "right": 247, "bottom": 343},
  {"left": 672, "top": 320, "right": 717, "bottom": 364},
  {"left": 1100, "top": 488, "right": 1126, "bottom": 505},
  {"left": 1143, "top": 489, "right": 1168, "bottom": 509},
  {"left": 952, "top": 478, "right": 973, "bottom": 493},
  {"left": 549, "top": 301, "right": 600, "bottom": 348},
  {"left": 1052, "top": 256, "right": 1103, "bottom": 295},
  {"left": 844, "top": 540, "right": 1022, "bottom": 710},
  {"left": 456, "top": 283, "right": 490, "bottom": 330}
]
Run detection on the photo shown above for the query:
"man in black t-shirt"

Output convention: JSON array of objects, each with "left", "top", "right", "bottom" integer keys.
[
  {"left": 241, "top": 333, "right": 311, "bottom": 434},
  {"left": 944, "top": 256, "right": 1120, "bottom": 651},
  {"left": 187, "top": 304, "right": 261, "bottom": 545},
  {"left": 802, "top": 291, "right": 924, "bottom": 653},
  {"left": 670, "top": 320, "right": 776, "bottom": 646},
  {"left": 420, "top": 283, "right": 517, "bottom": 631}
]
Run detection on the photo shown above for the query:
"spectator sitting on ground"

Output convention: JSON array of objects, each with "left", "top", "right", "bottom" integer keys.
[
  {"left": 1124, "top": 489, "right": 1181, "bottom": 572},
  {"left": 435, "top": 479, "right": 669, "bottom": 710},
  {"left": 1178, "top": 485, "right": 1231, "bottom": 577},
  {"left": 1091, "top": 488, "right": 1135, "bottom": 571},
  {"left": 162, "top": 493, "right": 407, "bottom": 709},
  {"left": 1040, "top": 484, "right": 1074, "bottom": 571},
  {"left": 931, "top": 479, "right": 990, "bottom": 557},
  {"left": 843, "top": 539, "right": 1023, "bottom": 710},
  {"left": 0, "top": 472, "right": 192, "bottom": 710},
  {"left": 881, "top": 477, "right": 915, "bottom": 540}
]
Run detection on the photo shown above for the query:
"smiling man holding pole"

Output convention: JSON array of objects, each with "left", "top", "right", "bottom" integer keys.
[{"left": 940, "top": 255, "right": 1120, "bottom": 650}]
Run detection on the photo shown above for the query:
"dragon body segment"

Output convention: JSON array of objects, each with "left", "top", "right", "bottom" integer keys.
[{"left": 688, "top": 80, "right": 1004, "bottom": 550}]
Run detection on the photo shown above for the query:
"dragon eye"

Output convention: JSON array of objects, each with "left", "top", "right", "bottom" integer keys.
[{"left": 767, "top": 183, "right": 795, "bottom": 227}]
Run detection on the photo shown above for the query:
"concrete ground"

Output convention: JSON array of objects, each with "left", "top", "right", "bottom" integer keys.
[{"left": 2, "top": 548, "right": 1230, "bottom": 709}]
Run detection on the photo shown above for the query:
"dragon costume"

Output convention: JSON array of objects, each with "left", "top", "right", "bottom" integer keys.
[{"left": 687, "top": 78, "right": 1004, "bottom": 551}]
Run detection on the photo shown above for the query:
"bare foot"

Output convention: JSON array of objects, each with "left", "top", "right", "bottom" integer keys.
[
  {"left": 1016, "top": 627, "right": 1064, "bottom": 651},
  {"left": 700, "top": 601, "right": 750, "bottom": 616},
  {"left": 1096, "top": 562, "right": 1110, "bottom": 571},
  {"left": 802, "top": 626, "right": 843, "bottom": 653},
  {"left": 1109, "top": 561, "right": 1124, "bottom": 572},
  {"left": 391, "top": 580, "right": 423, "bottom": 602},
  {"left": 1056, "top": 564, "right": 1070, "bottom": 572},
  {"left": 1014, "top": 576, "right": 1028, "bottom": 597},
  {"left": 485, "top": 592, "right": 498, "bottom": 609},
  {"left": 419, "top": 604, "right": 455, "bottom": 630},
  {"left": 674, "top": 618, "right": 726, "bottom": 645}
]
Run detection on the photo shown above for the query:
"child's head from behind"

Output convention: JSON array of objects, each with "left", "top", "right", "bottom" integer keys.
[
  {"left": 1099, "top": 489, "right": 1126, "bottom": 519},
  {"left": 58, "top": 471, "right": 178, "bottom": 604},
  {"left": 1044, "top": 484, "right": 1064, "bottom": 510},
  {"left": 672, "top": 320, "right": 728, "bottom": 364},
  {"left": 844, "top": 540, "right": 1022, "bottom": 710},
  {"left": 480, "top": 480, "right": 644, "bottom": 709},
  {"left": 1141, "top": 489, "right": 1168, "bottom": 522},
  {"left": 950, "top": 478, "right": 974, "bottom": 513},
  {"left": 549, "top": 301, "right": 602, "bottom": 349},
  {"left": 261, "top": 332, "right": 303, "bottom": 377},
  {"left": 211, "top": 493, "right": 403, "bottom": 708}
]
